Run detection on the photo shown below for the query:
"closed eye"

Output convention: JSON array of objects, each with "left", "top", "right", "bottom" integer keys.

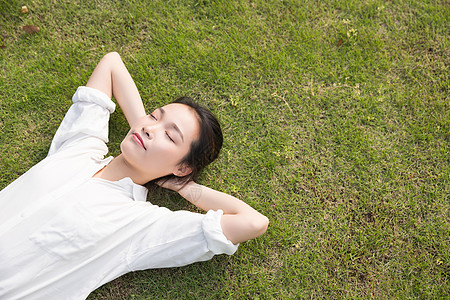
[
  {"left": 166, "top": 131, "right": 175, "bottom": 143},
  {"left": 149, "top": 113, "right": 157, "bottom": 120}
]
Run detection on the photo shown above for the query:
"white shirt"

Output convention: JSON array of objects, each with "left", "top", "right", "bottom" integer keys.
[{"left": 0, "top": 87, "right": 238, "bottom": 300}]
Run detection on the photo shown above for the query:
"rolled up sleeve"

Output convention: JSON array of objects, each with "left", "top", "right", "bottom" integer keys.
[
  {"left": 47, "top": 86, "right": 116, "bottom": 156},
  {"left": 202, "top": 210, "right": 238, "bottom": 255}
]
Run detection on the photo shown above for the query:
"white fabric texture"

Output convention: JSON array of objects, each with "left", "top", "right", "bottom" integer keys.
[{"left": 0, "top": 86, "right": 238, "bottom": 300}]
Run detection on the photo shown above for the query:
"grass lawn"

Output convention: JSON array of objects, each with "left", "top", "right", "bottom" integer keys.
[{"left": 1, "top": 0, "right": 449, "bottom": 298}]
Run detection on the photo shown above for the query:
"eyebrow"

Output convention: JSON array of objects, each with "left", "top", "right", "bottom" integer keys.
[{"left": 158, "top": 108, "right": 184, "bottom": 142}]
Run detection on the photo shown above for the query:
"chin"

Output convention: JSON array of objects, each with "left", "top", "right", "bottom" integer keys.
[
  {"left": 119, "top": 140, "right": 126, "bottom": 156},
  {"left": 119, "top": 139, "right": 136, "bottom": 164}
]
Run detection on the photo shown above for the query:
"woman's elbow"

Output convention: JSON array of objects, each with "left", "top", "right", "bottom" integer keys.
[
  {"left": 105, "top": 51, "right": 121, "bottom": 59},
  {"left": 222, "top": 213, "right": 269, "bottom": 244},
  {"left": 251, "top": 214, "right": 269, "bottom": 238},
  {"left": 101, "top": 52, "right": 122, "bottom": 65}
]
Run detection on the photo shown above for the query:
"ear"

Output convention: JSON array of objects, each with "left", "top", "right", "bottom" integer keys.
[{"left": 173, "top": 164, "right": 193, "bottom": 177}]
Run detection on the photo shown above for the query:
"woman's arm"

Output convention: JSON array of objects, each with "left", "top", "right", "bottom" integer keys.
[
  {"left": 86, "top": 52, "right": 146, "bottom": 127},
  {"left": 176, "top": 182, "right": 269, "bottom": 245}
]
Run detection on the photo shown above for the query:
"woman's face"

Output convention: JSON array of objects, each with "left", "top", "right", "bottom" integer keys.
[{"left": 120, "top": 103, "right": 200, "bottom": 181}]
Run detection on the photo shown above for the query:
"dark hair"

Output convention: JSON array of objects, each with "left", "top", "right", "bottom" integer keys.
[{"left": 146, "top": 96, "right": 223, "bottom": 190}]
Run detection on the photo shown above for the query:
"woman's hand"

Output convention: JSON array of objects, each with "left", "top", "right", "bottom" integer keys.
[{"left": 156, "top": 178, "right": 191, "bottom": 193}]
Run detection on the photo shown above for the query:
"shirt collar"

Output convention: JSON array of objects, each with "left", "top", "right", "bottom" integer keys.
[{"left": 116, "top": 177, "right": 148, "bottom": 202}]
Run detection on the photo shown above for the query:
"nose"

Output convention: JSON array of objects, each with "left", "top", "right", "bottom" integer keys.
[
  {"left": 143, "top": 125, "right": 154, "bottom": 140},
  {"left": 143, "top": 122, "right": 161, "bottom": 140}
]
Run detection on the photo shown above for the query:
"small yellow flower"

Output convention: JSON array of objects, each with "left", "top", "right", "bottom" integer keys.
[{"left": 347, "top": 28, "right": 358, "bottom": 37}]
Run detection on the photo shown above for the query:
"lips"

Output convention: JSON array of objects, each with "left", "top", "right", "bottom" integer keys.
[{"left": 132, "top": 132, "right": 146, "bottom": 150}]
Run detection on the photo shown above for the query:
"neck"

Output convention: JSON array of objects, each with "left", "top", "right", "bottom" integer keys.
[{"left": 93, "top": 154, "right": 153, "bottom": 185}]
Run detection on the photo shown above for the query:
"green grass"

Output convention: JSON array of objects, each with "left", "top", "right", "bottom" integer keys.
[{"left": 1, "top": 0, "right": 449, "bottom": 298}]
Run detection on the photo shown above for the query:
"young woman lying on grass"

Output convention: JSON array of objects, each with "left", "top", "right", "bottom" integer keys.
[{"left": 0, "top": 52, "right": 269, "bottom": 299}]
